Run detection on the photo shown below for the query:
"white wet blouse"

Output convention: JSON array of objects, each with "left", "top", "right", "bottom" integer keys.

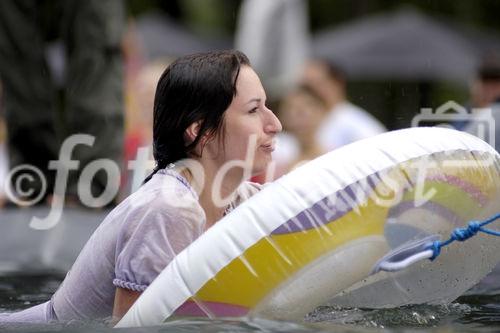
[{"left": 0, "top": 168, "right": 262, "bottom": 325}]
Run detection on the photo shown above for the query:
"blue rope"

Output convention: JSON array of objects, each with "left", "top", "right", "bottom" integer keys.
[{"left": 429, "top": 213, "right": 500, "bottom": 261}]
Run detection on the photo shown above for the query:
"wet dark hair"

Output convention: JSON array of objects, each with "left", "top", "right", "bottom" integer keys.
[
  {"left": 144, "top": 50, "right": 250, "bottom": 183},
  {"left": 478, "top": 54, "right": 500, "bottom": 81}
]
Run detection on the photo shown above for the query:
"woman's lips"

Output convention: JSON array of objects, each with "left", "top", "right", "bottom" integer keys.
[{"left": 260, "top": 142, "right": 275, "bottom": 152}]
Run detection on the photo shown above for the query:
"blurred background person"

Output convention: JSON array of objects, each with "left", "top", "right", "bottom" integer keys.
[
  {"left": 121, "top": 57, "right": 171, "bottom": 195},
  {"left": 124, "top": 60, "right": 168, "bottom": 164},
  {"left": 302, "top": 59, "right": 386, "bottom": 151},
  {"left": 465, "top": 55, "right": 500, "bottom": 151},
  {"left": 273, "top": 85, "right": 329, "bottom": 178},
  {"left": 0, "top": 0, "right": 125, "bottom": 207},
  {"left": 470, "top": 55, "right": 500, "bottom": 109}
]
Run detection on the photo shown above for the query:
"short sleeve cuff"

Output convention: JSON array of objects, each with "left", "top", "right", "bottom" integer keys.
[{"left": 113, "top": 278, "right": 148, "bottom": 292}]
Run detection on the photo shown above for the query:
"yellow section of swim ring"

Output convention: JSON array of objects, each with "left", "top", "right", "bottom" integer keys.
[{"left": 194, "top": 199, "right": 388, "bottom": 308}]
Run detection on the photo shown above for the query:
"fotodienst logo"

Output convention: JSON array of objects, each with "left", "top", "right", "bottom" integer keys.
[{"left": 411, "top": 100, "right": 496, "bottom": 167}]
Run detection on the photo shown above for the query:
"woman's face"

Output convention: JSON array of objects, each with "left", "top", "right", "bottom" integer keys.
[{"left": 206, "top": 66, "right": 282, "bottom": 175}]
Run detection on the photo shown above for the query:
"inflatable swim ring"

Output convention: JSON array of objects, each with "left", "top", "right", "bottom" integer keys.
[{"left": 117, "top": 127, "right": 500, "bottom": 327}]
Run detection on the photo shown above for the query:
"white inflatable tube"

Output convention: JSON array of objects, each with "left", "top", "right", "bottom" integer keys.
[{"left": 117, "top": 127, "right": 500, "bottom": 327}]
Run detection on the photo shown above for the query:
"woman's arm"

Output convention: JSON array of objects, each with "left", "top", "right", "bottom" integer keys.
[{"left": 111, "top": 287, "right": 141, "bottom": 325}]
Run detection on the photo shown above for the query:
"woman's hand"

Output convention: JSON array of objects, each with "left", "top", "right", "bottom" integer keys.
[{"left": 111, "top": 287, "right": 142, "bottom": 325}]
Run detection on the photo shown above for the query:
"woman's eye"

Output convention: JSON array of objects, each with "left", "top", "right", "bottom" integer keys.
[{"left": 249, "top": 107, "right": 258, "bottom": 114}]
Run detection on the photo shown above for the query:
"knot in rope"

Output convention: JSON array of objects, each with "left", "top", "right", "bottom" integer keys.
[
  {"left": 429, "top": 241, "right": 441, "bottom": 261},
  {"left": 451, "top": 221, "right": 480, "bottom": 241},
  {"left": 428, "top": 214, "right": 500, "bottom": 262}
]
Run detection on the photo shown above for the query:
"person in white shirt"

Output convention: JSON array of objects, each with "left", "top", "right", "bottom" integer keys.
[
  {"left": 465, "top": 56, "right": 500, "bottom": 152},
  {"left": 301, "top": 59, "right": 386, "bottom": 151}
]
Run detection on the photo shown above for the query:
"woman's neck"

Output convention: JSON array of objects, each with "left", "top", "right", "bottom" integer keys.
[{"left": 188, "top": 161, "right": 246, "bottom": 229}]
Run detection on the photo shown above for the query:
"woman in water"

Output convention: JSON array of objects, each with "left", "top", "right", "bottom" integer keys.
[{"left": 0, "top": 50, "right": 282, "bottom": 325}]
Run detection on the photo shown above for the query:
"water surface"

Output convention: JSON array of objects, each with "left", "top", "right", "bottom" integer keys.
[{"left": 1, "top": 274, "right": 499, "bottom": 332}]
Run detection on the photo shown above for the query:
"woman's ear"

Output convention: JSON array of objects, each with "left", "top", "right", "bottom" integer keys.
[{"left": 184, "top": 121, "right": 202, "bottom": 145}]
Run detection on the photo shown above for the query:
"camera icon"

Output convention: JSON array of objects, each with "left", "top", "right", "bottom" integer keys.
[{"left": 411, "top": 100, "right": 496, "bottom": 167}]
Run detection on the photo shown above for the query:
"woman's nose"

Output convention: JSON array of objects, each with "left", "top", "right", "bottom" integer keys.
[{"left": 264, "top": 108, "right": 282, "bottom": 134}]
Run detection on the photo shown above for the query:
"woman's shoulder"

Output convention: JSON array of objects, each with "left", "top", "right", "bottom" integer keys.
[
  {"left": 106, "top": 169, "right": 205, "bottom": 245},
  {"left": 106, "top": 168, "right": 204, "bottom": 231}
]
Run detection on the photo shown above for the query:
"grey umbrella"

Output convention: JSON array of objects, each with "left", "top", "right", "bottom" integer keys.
[
  {"left": 313, "top": 8, "right": 485, "bottom": 82},
  {"left": 135, "top": 11, "right": 231, "bottom": 60}
]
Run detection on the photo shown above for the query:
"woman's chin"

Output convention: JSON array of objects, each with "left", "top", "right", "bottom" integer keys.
[{"left": 251, "top": 159, "right": 275, "bottom": 179}]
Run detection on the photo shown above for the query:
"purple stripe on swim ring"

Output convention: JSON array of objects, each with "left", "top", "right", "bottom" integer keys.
[
  {"left": 270, "top": 169, "right": 481, "bottom": 236},
  {"left": 271, "top": 176, "right": 379, "bottom": 235}
]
